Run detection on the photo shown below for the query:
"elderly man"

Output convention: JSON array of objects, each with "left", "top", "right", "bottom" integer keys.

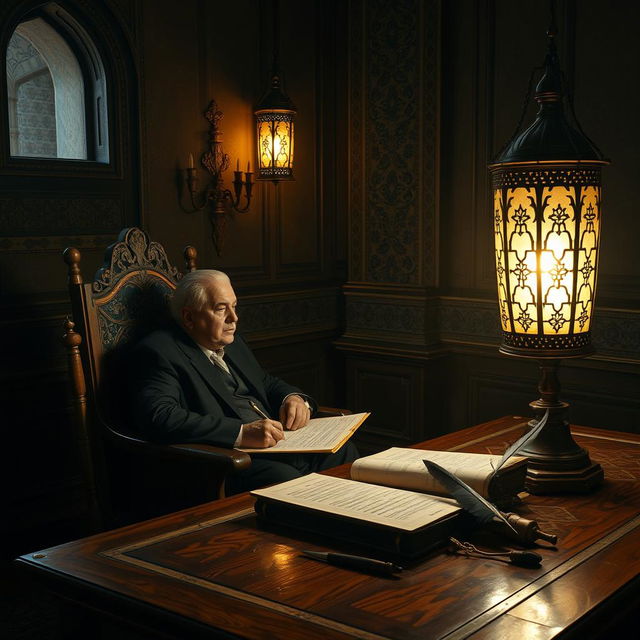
[{"left": 129, "top": 269, "right": 357, "bottom": 494}]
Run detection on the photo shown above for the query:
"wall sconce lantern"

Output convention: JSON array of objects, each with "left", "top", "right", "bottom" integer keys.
[
  {"left": 254, "top": 0, "right": 295, "bottom": 182},
  {"left": 489, "top": 10, "right": 609, "bottom": 493},
  {"left": 254, "top": 76, "right": 295, "bottom": 181},
  {"left": 182, "top": 100, "right": 253, "bottom": 255}
]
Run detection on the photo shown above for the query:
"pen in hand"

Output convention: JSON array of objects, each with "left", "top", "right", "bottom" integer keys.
[
  {"left": 301, "top": 550, "right": 403, "bottom": 576},
  {"left": 249, "top": 400, "right": 270, "bottom": 420}
]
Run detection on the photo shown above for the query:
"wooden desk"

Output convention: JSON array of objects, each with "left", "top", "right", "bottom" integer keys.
[{"left": 15, "top": 416, "right": 640, "bottom": 639}]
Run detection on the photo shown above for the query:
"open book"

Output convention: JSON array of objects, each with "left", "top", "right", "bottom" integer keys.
[
  {"left": 239, "top": 412, "right": 369, "bottom": 454},
  {"left": 351, "top": 447, "right": 527, "bottom": 505},
  {"left": 251, "top": 448, "right": 527, "bottom": 558}
]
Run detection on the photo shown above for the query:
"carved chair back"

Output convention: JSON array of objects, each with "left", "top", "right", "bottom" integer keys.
[
  {"left": 64, "top": 228, "right": 195, "bottom": 432},
  {"left": 63, "top": 228, "right": 243, "bottom": 527}
]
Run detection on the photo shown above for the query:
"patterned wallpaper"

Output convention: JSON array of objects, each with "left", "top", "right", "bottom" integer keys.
[
  {"left": 365, "top": 0, "right": 420, "bottom": 283},
  {"left": 350, "top": 0, "right": 439, "bottom": 286}
]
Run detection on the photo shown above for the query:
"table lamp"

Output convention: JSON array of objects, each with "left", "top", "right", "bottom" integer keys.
[{"left": 488, "top": 12, "right": 608, "bottom": 493}]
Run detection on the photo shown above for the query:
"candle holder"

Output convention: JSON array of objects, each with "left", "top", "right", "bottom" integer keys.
[{"left": 181, "top": 99, "right": 253, "bottom": 255}]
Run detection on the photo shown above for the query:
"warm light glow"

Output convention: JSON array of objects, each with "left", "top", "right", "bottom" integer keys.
[
  {"left": 255, "top": 109, "right": 294, "bottom": 180},
  {"left": 492, "top": 165, "right": 603, "bottom": 355},
  {"left": 270, "top": 546, "right": 295, "bottom": 569}
]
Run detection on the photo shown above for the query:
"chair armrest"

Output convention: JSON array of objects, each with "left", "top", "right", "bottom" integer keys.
[
  {"left": 105, "top": 426, "right": 251, "bottom": 472},
  {"left": 169, "top": 443, "right": 251, "bottom": 471}
]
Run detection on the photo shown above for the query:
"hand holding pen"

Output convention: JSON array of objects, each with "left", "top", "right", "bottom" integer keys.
[
  {"left": 249, "top": 400, "right": 270, "bottom": 420},
  {"left": 238, "top": 401, "right": 284, "bottom": 448}
]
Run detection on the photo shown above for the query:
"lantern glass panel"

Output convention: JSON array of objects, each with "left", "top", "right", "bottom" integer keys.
[
  {"left": 491, "top": 165, "right": 602, "bottom": 355},
  {"left": 256, "top": 111, "right": 294, "bottom": 179}
]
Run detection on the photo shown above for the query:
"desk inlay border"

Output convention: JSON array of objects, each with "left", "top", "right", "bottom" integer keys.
[
  {"left": 444, "top": 422, "right": 527, "bottom": 451},
  {"left": 101, "top": 507, "right": 256, "bottom": 555},
  {"left": 103, "top": 509, "right": 391, "bottom": 640},
  {"left": 441, "top": 514, "right": 640, "bottom": 639},
  {"left": 102, "top": 506, "right": 392, "bottom": 639},
  {"left": 573, "top": 430, "right": 640, "bottom": 445}
]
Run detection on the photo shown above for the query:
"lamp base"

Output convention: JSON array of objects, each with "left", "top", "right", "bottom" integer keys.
[
  {"left": 521, "top": 404, "right": 604, "bottom": 495},
  {"left": 517, "top": 359, "right": 604, "bottom": 494},
  {"left": 525, "top": 464, "right": 604, "bottom": 494},
  {"left": 522, "top": 414, "right": 604, "bottom": 493}
]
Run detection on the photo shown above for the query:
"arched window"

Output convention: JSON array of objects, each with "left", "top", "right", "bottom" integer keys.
[{"left": 5, "top": 3, "right": 109, "bottom": 162}]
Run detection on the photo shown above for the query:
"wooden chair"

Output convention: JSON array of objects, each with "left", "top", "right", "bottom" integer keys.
[{"left": 63, "top": 227, "right": 251, "bottom": 529}]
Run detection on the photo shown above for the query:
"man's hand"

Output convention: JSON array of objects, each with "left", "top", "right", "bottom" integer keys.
[
  {"left": 239, "top": 419, "right": 284, "bottom": 448},
  {"left": 280, "top": 395, "right": 311, "bottom": 431}
]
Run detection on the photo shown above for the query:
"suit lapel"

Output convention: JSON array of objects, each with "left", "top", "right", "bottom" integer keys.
[
  {"left": 173, "top": 329, "right": 241, "bottom": 416},
  {"left": 224, "top": 339, "right": 271, "bottom": 409}
]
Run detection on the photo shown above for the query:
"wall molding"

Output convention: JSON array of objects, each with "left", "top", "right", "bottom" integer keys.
[
  {"left": 226, "top": 287, "right": 341, "bottom": 341},
  {"left": 0, "top": 196, "right": 124, "bottom": 240},
  {"left": 338, "top": 295, "right": 640, "bottom": 365},
  {"left": 0, "top": 233, "right": 116, "bottom": 252},
  {"left": 438, "top": 296, "right": 640, "bottom": 362}
]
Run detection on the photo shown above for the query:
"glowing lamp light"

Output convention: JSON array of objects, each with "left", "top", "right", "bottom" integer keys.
[
  {"left": 255, "top": 77, "right": 295, "bottom": 182},
  {"left": 492, "top": 166, "right": 604, "bottom": 358}
]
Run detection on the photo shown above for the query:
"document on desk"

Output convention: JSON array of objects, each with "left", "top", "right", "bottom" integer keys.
[
  {"left": 251, "top": 472, "right": 461, "bottom": 531},
  {"left": 239, "top": 412, "right": 369, "bottom": 454}
]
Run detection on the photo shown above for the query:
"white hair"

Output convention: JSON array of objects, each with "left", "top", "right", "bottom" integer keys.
[{"left": 170, "top": 269, "right": 230, "bottom": 324}]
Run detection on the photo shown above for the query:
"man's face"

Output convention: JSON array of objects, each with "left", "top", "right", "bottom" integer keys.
[{"left": 182, "top": 278, "right": 238, "bottom": 350}]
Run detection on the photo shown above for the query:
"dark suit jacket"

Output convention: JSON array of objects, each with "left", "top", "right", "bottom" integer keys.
[{"left": 128, "top": 326, "right": 312, "bottom": 448}]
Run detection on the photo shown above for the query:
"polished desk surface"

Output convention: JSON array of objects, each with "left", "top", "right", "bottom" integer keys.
[{"left": 15, "top": 416, "right": 640, "bottom": 639}]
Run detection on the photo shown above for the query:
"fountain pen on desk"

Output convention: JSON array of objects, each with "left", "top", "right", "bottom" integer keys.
[{"left": 301, "top": 550, "right": 403, "bottom": 576}]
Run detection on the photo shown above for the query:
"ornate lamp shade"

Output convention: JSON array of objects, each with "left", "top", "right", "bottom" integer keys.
[
  {"left": 490, "top": 34, "right": 608, "bottom": 358},
  {"left": 254, "top": 74, "right": 295, "bottom": 181},
  {"left": 492, "top": 163, "right": 604, "bottom": 359},
  {"left": 488, "top": 29, "right": 608, "bottom": 494}
]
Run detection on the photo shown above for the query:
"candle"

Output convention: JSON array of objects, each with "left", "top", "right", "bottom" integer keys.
[
  {"left": 236, "top": 159, "right": 240, "bottom": 171},
  {"left": 247, "top": 161, "right": 251, "bottom": 172},
  {"left": 188, "top": 153, "right": 194, "bottom": 169}
]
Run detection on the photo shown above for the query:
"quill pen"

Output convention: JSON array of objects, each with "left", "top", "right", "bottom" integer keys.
[
  {"left": 492, "top": 409, "right": 550, "bottom": 474},
  {"left": 423, "top": 459, "right": 518, "bottom": 534}
]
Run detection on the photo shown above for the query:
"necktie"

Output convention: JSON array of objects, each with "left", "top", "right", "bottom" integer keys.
[{"left": 210, "top": 349, "right": 231, "bottom": 375}]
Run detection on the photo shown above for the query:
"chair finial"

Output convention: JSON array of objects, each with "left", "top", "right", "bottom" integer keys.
[
  {"left": 63, "top": 247, "right": 83, "bottom": 285},
  {"left": 184, "top": 245, "right": 198, "bottom": 272}
]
